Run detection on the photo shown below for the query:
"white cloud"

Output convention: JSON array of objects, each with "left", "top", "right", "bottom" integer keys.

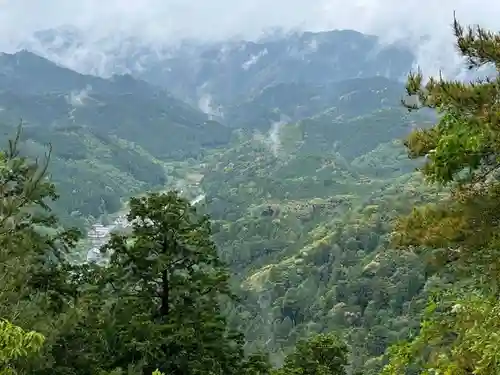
[
  {"left": 242, "top": 49, "right": 268, "bottom": 70},
  {"left": 65, "top": 85, "right": 92, "bottom": 107},
  {"left": 198, "top": 93, "right": 224, "bottom": 119},
  {"left": 0, "top": 0, "right": 498, "bottom": 77}
]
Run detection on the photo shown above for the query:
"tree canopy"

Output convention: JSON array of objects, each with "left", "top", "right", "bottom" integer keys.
[
  {"left": 384, "top": 15, "right": 500, "bottom": 374},
  {"left": 0, "top": 125, "right": 354, "bottom": 375},
  {"left": 4, "top": 14, "right": 500, "bottom": 375}
]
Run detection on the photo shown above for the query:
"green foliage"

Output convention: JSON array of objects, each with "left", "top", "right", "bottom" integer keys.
[
  {"left": 0, "top": 126, "right": 83, "bottom": 374},
  {"left": 224, "top": 77, "right": 408, "bottom": 132},
  {"left": 1, "top": 122, "right": 384, "bottom": 374},
  {"left": 0, "top": 125, "right": 81, "bottom": 311},
  {"left": 99, "top": 191, "right": 240, "bottom": 374},
  {"left": 274, "top": 333, "right": 348, "bottom": 375},
  {"left": 0, "top": 51, "right": 234, "bottom": 229},
  {"left": 402, "top": 21, "right": 500, "bottom": 187},
  {"left": 3, "top": 26, "right": 487, "bottom": 375},
  {"left": 393, "top": 17, "right": 500, "bottom": 276},
  {"left": 184, "top": 92, "right": 443, "bottom": 374},
  {"left": 0, "top": 320, "right": 44, "bottom": 375},
  {"left": 383, "top": 288, "right": 500, "bottom": 375},
  {"left": 384, "top": 16, "right": 500, "bottom": 374},
  {"left": 44, "top": 191, "right": 266, "bottom": 375}
]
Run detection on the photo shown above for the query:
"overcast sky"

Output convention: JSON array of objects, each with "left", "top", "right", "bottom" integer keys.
[{"left": 0, "top": 0, "right": 498, "bottom": 77}]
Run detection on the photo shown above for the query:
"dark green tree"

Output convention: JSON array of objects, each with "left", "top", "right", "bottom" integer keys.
[
  {"left": 274, "top": 333, "right": 348, "bottom": 375},
  {"left": 0, "top": 125, "right": 82, "bottom": 373},
  {"left": 69, "top": 191, "right": 261, "bottom": 375},
  {"left": 241, "top": 352, "right": 274, "bottom": 375}
]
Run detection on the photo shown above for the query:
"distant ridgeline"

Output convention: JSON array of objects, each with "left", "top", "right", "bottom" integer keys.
[
  {"left": 1, "top": 27, "right": 446, "bottom": 374},
  {"left": 0, "top": 50, "right": 230, "bottom": 229}
]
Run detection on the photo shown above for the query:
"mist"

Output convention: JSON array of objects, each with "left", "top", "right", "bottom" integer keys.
[
  {"left": 65, "top": 85, "right": 92, "bottom": 107},
  {"left": 252, "top": 115, "right": 291, "bottom": 158},
  {"left": 268, "top": 120, "right": 285, "bottom": 157},
  {"left": 198, "top": 94, "right": 224, "bottom": 120},
  {"left": 0, "top": 0, "right": 499, "bottom": 78}
]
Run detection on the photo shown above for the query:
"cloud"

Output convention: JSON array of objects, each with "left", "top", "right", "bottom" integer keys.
[
  {"left": 268, "top": 120, "right": 285, "bottom": 157},
  {"left": 0, "top": 0, "right": 498, "bottom": 77},
  {"left": 197, "top": 94, "right": 224, "bottom": 120},
  {"left": 253, "top": 115, "right": 290, "bottom": 157},
  {"left": 65, "top": 85, "right": 92, "bottom": 107}
]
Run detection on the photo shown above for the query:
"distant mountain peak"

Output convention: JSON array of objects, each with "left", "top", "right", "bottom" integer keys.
[
  {"left": 0, "top": 49, "right": 81, "bottom": 74},
  {"left": 10, "top": 28, "right": 417, "bottom": 113}
]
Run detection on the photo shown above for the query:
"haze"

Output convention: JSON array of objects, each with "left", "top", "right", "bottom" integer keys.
[{"left": 0, "top": 0, "right": 499, "bottom": 77}]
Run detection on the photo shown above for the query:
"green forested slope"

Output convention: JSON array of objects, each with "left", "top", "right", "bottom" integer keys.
[
  {"left": 158, "top": 88, "right": 442, "bottom": 373},
  {"left": 0, "top": 50, "right": 437, "bottom": 373},
  {"left": 0, "top": 51, "right": 231, "bottom": 228},
  {"left": 223, "top": 76, "right": 412, "bottom": 131},
  {"left": 4, "top": 18, "right": 498, "bottom": 374}
]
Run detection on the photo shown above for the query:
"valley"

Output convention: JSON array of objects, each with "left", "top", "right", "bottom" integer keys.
[
  {"left": 84, "top": 189, "right": 206, "bottom": 264},
  {"left": 0, "top": 33, "right": 430, "bottom": 373},
  {"left": 1, "top": 19, "right": 496, "bottom": 375}
]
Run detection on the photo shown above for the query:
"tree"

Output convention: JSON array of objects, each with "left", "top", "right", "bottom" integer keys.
[
  {"left": 274, "top": 333, "right": 348, "bottom": 375},
  {"left": 383, "top": 16, "right": 500, "bottom": 374},
  {"left": 241, "top": 352, "right": 273, "bottom": 375},
  {"left": 65, "top": 191, "right": 257, "bottom": 375},
  {"left": 0, "top": 319, "right": 44, "bottom": 375},
  {"left": 391, "top": 15, "right": 500, "bottom": 281},
  {"left": 0, "top": 125, "right": 82, "bottom": 373},
  {"left": 0, "top": 125, "right": 81, "bottom": 309}
]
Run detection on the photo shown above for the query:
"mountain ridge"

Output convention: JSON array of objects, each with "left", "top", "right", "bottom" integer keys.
[
  {"left": 0, "top": 50, "right": 231, "bottom": 227},
  {"left": 0, "top": 31, "right": 440, "bottom": 374},
  {"left": 17, "top": 28, "right": 415, "bottom": 109}
]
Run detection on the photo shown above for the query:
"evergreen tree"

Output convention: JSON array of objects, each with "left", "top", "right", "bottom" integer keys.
[
  {"left": 0, "top": 125, "right": 82, "bottom": 373},
  {"left": 273, "top": 333, "right": 348, "bottom": 375},
  {"left": 74, "top": 191, "right": 258, "bottom": 375},
  {"left": 383, "top": 16, "right": 500, "bottom": 374}
]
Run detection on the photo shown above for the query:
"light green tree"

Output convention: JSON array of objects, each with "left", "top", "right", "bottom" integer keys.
[{"left": 0, "top": 319, "right": 44, "bottom": 375}]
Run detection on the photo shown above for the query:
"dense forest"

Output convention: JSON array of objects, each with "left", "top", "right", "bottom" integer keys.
[{"left": 2, "top": 16, "right": 500, "bottom": 375}]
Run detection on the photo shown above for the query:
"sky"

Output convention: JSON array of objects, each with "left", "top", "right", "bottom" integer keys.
[{"left": 0, "top": 0, "right": 499, "bottom": 77}]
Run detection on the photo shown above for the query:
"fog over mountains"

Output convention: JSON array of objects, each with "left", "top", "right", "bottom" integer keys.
[
  {"left": 0, "top": 2, "right": 499, "bottom": 374},
  {"left": 1, "top": 0, "right": 499, "bottom": 81}
]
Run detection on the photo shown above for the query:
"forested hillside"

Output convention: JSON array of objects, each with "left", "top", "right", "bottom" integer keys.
[
  {"left": 22, "top": 28, "right": 414, "bottom": 110},
  {"left": 165, "top": 84, "right": 439, "bottom": 373},
  {"left": 2, "top": 17, "right": 500, "bottom": 375},
  {"left": 0, "top": 50, "right": 231, "bottom": 227}
]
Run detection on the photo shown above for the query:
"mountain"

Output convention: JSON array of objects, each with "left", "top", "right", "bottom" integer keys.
[
  {"left": 157, "top": 72, "right": 436, "bottom": 373},
  {"left": 168, "top": 97, "right": 438, "bottom": 372},
  {"left": 5, "top": 29, "right": 441, "bottom": 374},
  {"left": 0, "top": 50, "right": 231, "bottom": 227},
  {"left": 223, "top": 76, "right": 413, "bottom": 130},
  {"left": 138, "top": 30, "right": 413, "bottom": 108},
  {"left": 20, "top": 28, "right": 415, "bottom": 110}
]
